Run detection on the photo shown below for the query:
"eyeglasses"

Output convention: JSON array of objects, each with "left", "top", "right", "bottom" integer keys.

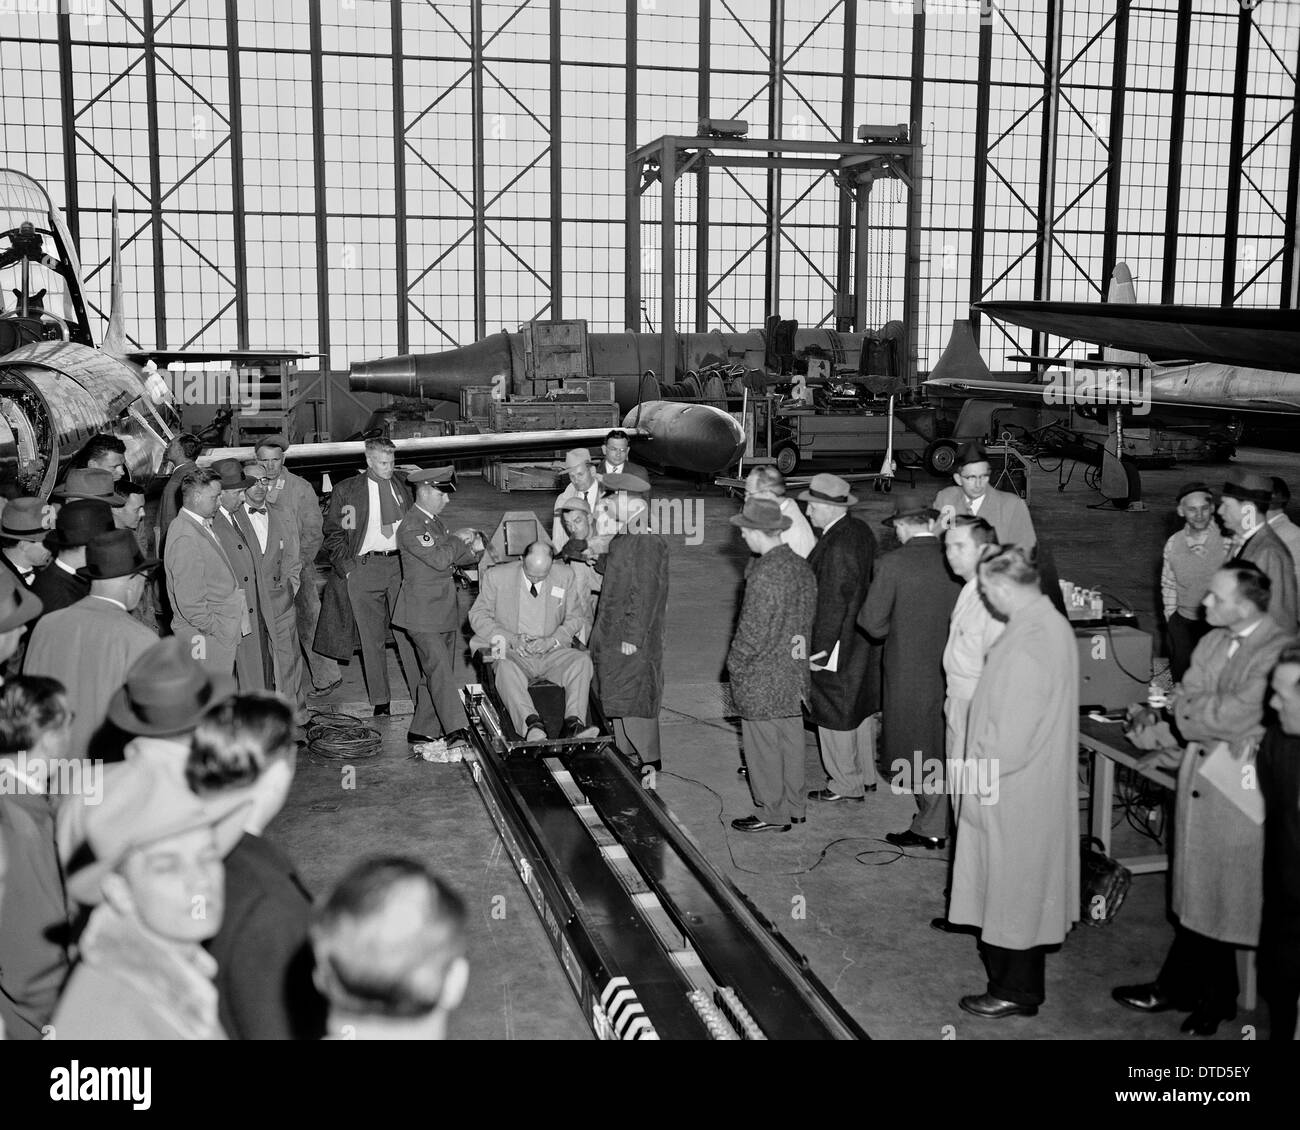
[{"left": 251, "top": 477, "right": 273, "bottom": 485}]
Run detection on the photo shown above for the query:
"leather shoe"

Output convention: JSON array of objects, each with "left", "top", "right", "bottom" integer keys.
[
  {"left": 790, "top": 816, "right": 806, "bottom": 824},
  {"left": 309, "top": 678, "right": 343, "bottom": 698},
  {"left": 930, "top": 917, "right": 970, "bottom": 934},
  {"left": 808, "top": 788, "right": 865, "bottom": 803},
  {"left": 561, "top": 716, "right": 600, "bottom": 740},
  {"left": 1111, "top": 983, "right": 1175, "bottom": 1013},
  {"left": 885, "top": 829, "right": 946, "bottom": 850},
  {"left": 372, "top": 703, "right": 390, "bottom": 717},
  {"left": 731, "top": 815, "right": 790, "bottom": 833},
  {"left": 523, "top": 714, "right": 547, "bottom": 743},
  {"left": 1180, "top": 1008, "right": 1233, "bottom": 1036},
  {"left": 959, "top": 993, "right": 1038, "bottom": 1019},
  {"left": 407, "top": 731, "right": 436, "bottom": 745}
]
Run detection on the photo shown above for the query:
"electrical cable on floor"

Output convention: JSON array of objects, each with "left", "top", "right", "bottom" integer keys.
[{"left": 303, "top": 708, "right": 384, "bottom": 761}]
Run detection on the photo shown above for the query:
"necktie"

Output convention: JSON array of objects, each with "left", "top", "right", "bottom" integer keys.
[
  {"left": 1227, "top": 633, "right": 1245, "bottom": 659},
  {"left": 529, "top": 582, "right": 539, "bottom": 598}
]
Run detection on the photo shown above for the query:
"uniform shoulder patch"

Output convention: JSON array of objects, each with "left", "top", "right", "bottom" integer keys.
[{"left": 418, "top": 533, "right": 435, "bottom": 546}]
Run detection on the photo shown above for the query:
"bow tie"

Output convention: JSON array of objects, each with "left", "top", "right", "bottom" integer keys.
[{"left": 247, "top": 507, "right": 267, "bottom": 515}]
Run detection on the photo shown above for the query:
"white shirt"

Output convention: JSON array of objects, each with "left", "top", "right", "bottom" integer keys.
[
  {"left": 780, "top": 498, "right": 817, "bottom": 559},
  {"left": 181, "top": 506, "right": 220, "bottom": 542},
  {"left": 552, "top": 479, "right": 602, "bottom": 550},
  {"left": 1226, "top": 616, "right": 1265, "bottom": 659},
  {"left": 944, "top": 577, "right": 1006, "bottom": 701},
  {"left": 244, "top": 503, "right": 269, "bottom": 552},
  {"left": 357, "top": 477, "right": 400, "bottom": 555},
  {"left": 87, "top": 594, "right": 128, "bottom": 613},
  {"left": 967, "top": 492, "right": 986, "bottom": 516},
  {"left": 55, "top": 558, "right": 78, "bottom": 577}
]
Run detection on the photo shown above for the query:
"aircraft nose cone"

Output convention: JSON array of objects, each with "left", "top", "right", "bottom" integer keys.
[{"left": 623, "top": 401, "right": 745, "bottom": 475}]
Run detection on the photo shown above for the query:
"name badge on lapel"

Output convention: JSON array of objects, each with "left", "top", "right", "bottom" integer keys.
[
  {"left": 419, "top": 533, "right": 435, "bottom": 547},
  {"left": 550, "top": 585, "right": 565, "bottom": 599}
]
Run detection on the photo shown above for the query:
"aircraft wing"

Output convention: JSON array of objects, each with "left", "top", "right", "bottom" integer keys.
[
  {"left": 923, "top": 376, "right": 1300, "bottom": 416},
  {"left": 202, "top": 427, "right": 650, "bottom": 471},
  {"left": 125, "top": 349, "right": 316, "bottom": 366},
  {"left": 975, "top": 301, "right": 1300, "bottom": 372}
]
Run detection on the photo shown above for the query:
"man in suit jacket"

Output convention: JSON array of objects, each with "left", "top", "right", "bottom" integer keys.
[
  {"left": 209, "top": 459, "right": 274, "bottom": 692},
  {"left": 933, "top": 441, "right": 1036, "bottom": 550},
  {"left": 1218, "top": 466, "right": 1297, "bottom": 631},
  {"left": 392, "top": 467, "right": 481, "bottom": 752},
  {"left": 155, "top": 432, "right": 202, "bottom": 553},
  {"left": 256, "top": 435, "right": 340, "bottom": 696},
  {"left": 317, "top": 437, "right": 421, "bottom": 715},
  {"left": 164, "top": 467, "right": 249, "bottom": 677},
  {"left": 551, "top": 448, "right": 605, "bottom": 551},
  {"left": 0, "top": 497, "right": 54, "bottom": 589},
  {"left": 799, "top": 473, "right": 878, "bottom": 803},
  {"left": 24, "top": 530, "right": 159, "bottom": 761},
  {"left": 469, "top": 543, "right": 597, "bottom": 741},
  {"left": 30, "top": 499, "right": 116, "bottom": 617},
  {"left": 726, "top": 499, "right": 817, "bottom": 833},
  {"left": 598, "top": 430, "right": 651, "bottom": 495},
  {"left": 1116, "top": 563, "right": 1293, "bottom": 1036},
  {"left": 239, "top": 460, "right": 304, "bottom": 711},
  {"left": 858, "top": 491, "right": 962, "bottom": 849}
]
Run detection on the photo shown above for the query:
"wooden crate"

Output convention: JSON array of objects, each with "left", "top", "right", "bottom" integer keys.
[
  {"left": 482, "top": 459, "right": 565, "bottom": 492},
  {"left": 521, "top": 319, "right": 590, "bottom": 383},
  {"left": 563, "top": 378, "right": 615, "bottom": 403},
  {"left": 489, "top": 399, "right": 620, "bottom": 433},
  {"left": 460, "top": 384, "right": 497, "bottom": 424}
]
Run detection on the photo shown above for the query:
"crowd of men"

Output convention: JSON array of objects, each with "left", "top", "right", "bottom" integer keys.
[{"left": 725, "top": 448, "right": 1298, "bottom": 1038}]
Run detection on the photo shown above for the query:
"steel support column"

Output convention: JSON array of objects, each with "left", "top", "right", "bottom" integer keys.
[
  {"left": 763, "top": 0, "right": 785, "bottom": 321},
  {"left": 661, "top": 141, "right": 677, "bottom": 383},
  {"left": 226, "top": 0, "right": 250, "bottom": 351},
  {"left": 624, "top": 0, "right": 640, "bottom": 331},
  {"left": 56, "top": 10, "right": 80, "bottom": 252},
  {"left": 308, "top": 0, "right": 332, "bottom": 422},
  {"left": 1222, "top": 6, "right": 1252, "bottom": 305},
  {"left": 694, "top": 0, "right": 711, "bottom": 333},
  {"left": 1162, "top": 0, "right": 1192, "bottom": 304},
  {"left": 391, "top": 0, "right": 408, "bottom": 353},
  {"left": 142, "top": 0, "right": 167, "bottom": 349},
  {"left": 550, "top": 0, "right": 563, "bottom": 320},
  {"left": 471, "top": 0, "right": 487, "bottom": 339},
  {"left": 903, "top": 3, "right": 925, "bottom": 378},
  {"left": 968, "top": 12, "right": 993, "bottom": 341},
  {"left": 853, "top": 175, "right": 872, "bottom": 332},
  {"left": 1031, "top": 0, "right": 1063, "bottom": 359},
  {"left": 1284, "top": 33, "right": 1300, "bottom": 308},
  {"left": 1100, "top": 0, "right": 1130, "bottom": 300},
  {"left": 834, "top": 0, "right": 858, "bottom": 334}
]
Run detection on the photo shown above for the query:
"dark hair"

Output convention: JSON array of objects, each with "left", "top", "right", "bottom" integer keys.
[
  {"left": 174, "top": 433, "right": 202, "bottom": 461},
  {"left": 312, "top": 856, "right": 467, "bottom": 1019},
  {"left": 1221, "top": 561, "right": 1272, "bottom": 613},
  {"left": 1271, "top": 476, "right": 1291, "bottom": 509},
  {"left": 117, "top": 479, "right": 146, "bottom": 499},
  {"left": 604, "top": 430, "right": 630, "bottom": 446},
  {"left": 180, "top": 467, "right": 221, "bottom": 501},
  {"left": 1276, "top": 644, "right": 1300, "bottom": 672},
  {"left": 0, "top": 675, "right": 70, "bottom": 754},
  {"left": 979, "top": 545, "right": 1040, "bottom": 587},
  {"left": 81, "top": 434, "right": 126, "bottom": 462},
  {"left": 947, "top": 515, "right": 999, "bottom": 548},
  {"left": 186, "top": 692, "right": 295, "bottom": 795}
]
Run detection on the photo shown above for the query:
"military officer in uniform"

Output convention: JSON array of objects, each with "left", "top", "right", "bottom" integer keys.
[{"left": 392, "top": 467, "right": 484, "bottom": 756}]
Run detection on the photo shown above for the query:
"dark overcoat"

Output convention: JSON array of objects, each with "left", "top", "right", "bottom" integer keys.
[
  {"left": 806, "top": 513, "right": 877, "bottom": 730},
  {"left": 590, "top": 531, "right": 669, "bottom": 717},
  {"left": 856, "top": 535, "right": 960, "bottom": 767},
  {"left": 314, "top": 471, "right": 413, "bottom": 661},
  {"left": 727, "top": 544, "right": 817, "bottom": 720}
]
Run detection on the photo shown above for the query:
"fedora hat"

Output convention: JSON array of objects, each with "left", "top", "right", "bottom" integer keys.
[
  {"left": 729, "top": 497, "right": 792, "bottom": 533},
  {"left": 0, "top": 496, "right": 54, "bottom": 542},
  {"left": 797, "top": 472, "right": 857, "bottom": 507},
  {"left": 65, "top": 759, "right": 252, "bottom": 907},
  {"left": 106, "top": 636, "right": 236, "bottom": 737},
  {"left": 1222, "top": 467, "right": 1272, "bottom": 507},
  {"left": 1176, "top": 481, "right": 1214, "bottom": 504},
  {"left": 49, "top": 498, "right": 115, "bottom": 549},
  {"left": 563, "top": 448, "right": 593, "bottom": 472},
  {"left": 600, "top": 472, "right": 650, "bottom": 493},
  {"left": 555, "top": 496, "right": 591, "bottom": 515},
  {"left": 883, "top": 490, "right": 940, "bottom": 527},
  {"left": 0, "top": 567, "right": 43, "bottom": 631},
  {"left": 52, "top": 467, "right": 126, "bottom": 506},
  {"left": 955, "top": 441, "right": 990, "bottom": 469},
  {"left": 210, "top": 458, "right": 254, "bottom": 491},
  {"left": 78, "top": 529, "right": 159, "bottom": 580},
  {"left": 252, "top": 433, "right": 290, "bottom": 454}
]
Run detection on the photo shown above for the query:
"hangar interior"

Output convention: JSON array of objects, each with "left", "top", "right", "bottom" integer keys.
[{"left": 0, "top": 0, "right": 1298, "bottom": 1043}]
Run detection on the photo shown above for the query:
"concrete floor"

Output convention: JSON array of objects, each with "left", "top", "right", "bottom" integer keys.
[{"left": 270, "top": 445, "right": 1293, "bottom": 1040}]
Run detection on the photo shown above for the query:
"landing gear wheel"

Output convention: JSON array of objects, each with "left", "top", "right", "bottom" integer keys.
[
  {"left": 774, "top": 443, "right": 799, "bottom": 476},
  {"left": 923, "top": 439, "right": 958, "bottom": 477}
]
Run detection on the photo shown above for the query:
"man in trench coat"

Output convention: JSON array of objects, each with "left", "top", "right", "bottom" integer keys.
[
  {"left": 948, "top": 547, "right": 1079, "bottom": 1019},
  {"left": 1114, "top": 563, "right": 1293, "bottom": 1035}
]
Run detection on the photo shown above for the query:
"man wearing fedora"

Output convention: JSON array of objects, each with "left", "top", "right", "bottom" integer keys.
[
  {"left": 165, "top": 467, "right": 249, "bottom": 679},
  {"left": 799, "top": 473, "right": 879, "bottom": 804},
  {"left": 0, "top": 567, "right": 43, "bottom": 680},
  {"left": 53, "top": 758, "right": 251, "bottom": 1039},
  {"left": 24, "top": 529, "right": 159, "bottom": 761},
  {"left": 0, "top": 496, "right": 54, "bottom": 588},
  {"left": 52, "top": 466, "right": 128, "bottom": 509},
  {"left": 933, "top": 442, "right": 1036, "bottom": 551},
  {"left": 29, "top": 498, "right": 116, "bottom": 616},
  {"left": 1218, "top": 466, "right": 1298, "bottom": 631},
  {"left": 392, "top": 467, "right": 481, "bottom": 754},
  {"left": 859, "top": 491, "right": 962, "bottom": 849},
  {"left": 210, "top": 458, "right": 277, "bottom": 692},
  {"left": 254, "top": 434, "right": 341, "bottom": 698},
  {"left": 744, "top": 466, "right": 815, "bottom": 559},
  {"left": 552, "top": 448, "right": 604, "bottom": 552},
  {"left": 726, "top": 498, "right": 817, "bottom": 833}
]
